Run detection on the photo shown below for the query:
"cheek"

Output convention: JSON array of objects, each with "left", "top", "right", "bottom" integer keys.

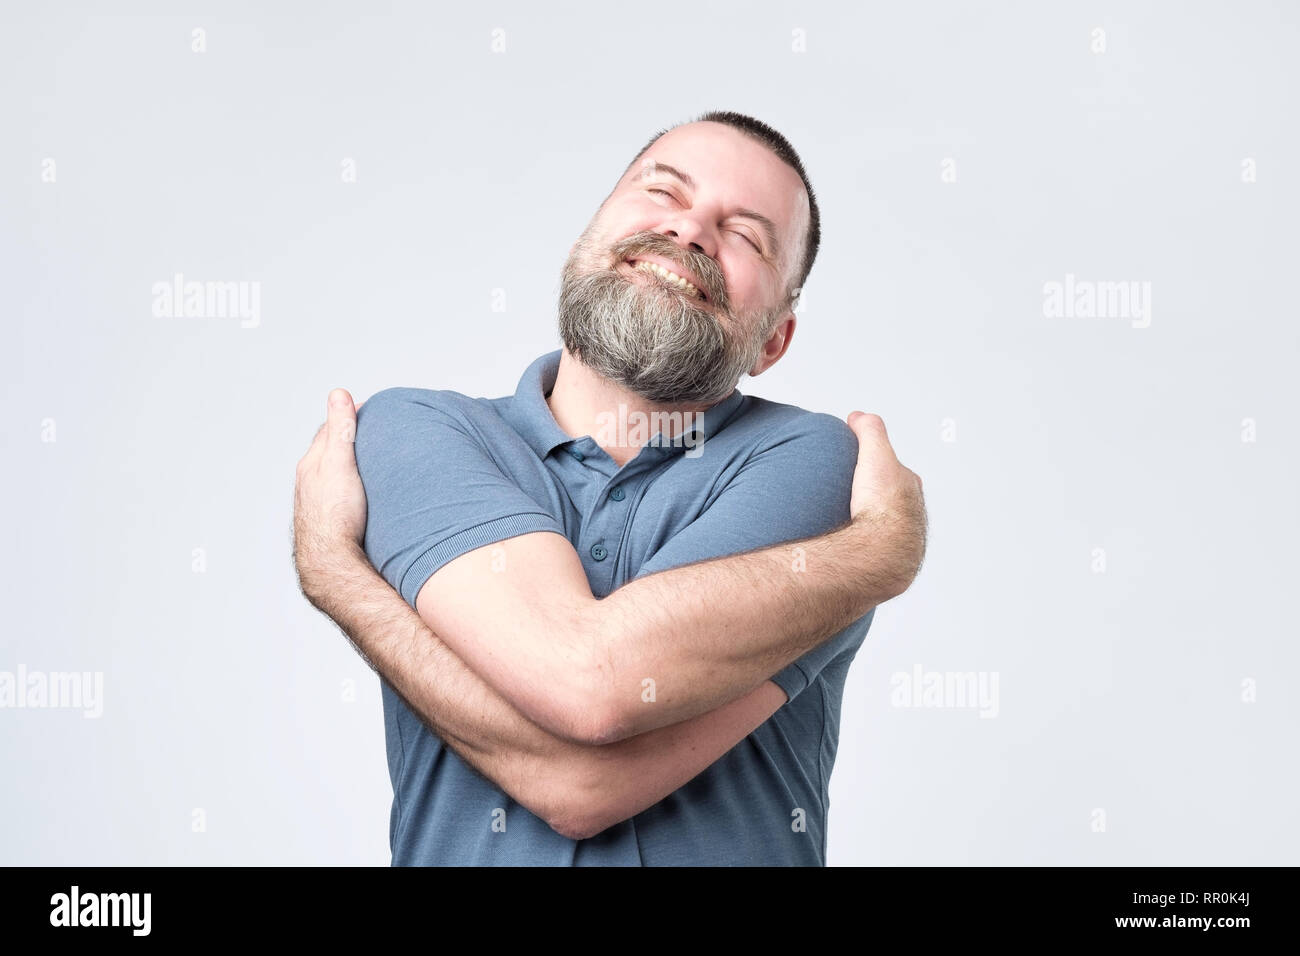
[
  {"left": 729, "top": 267, "right": 769, "bottom": 311},
  {"left": 599, "top": 216, "right": 652, "bottom": 255}
]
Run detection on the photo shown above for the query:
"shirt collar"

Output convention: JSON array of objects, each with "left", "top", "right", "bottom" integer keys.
[{"left": 504, "top": 349, "right": 746, "bottom": 460}]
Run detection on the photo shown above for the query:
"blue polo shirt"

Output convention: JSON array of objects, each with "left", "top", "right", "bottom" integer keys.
[{"left": 354, "top": 348, "right": 875, "bottom": 866}]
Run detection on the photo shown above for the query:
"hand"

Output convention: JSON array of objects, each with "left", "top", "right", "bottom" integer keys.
[
  {"left": 293, "top": 388, "right": 368, "bottom": 604},
  {"left": 845, "top": 411, "right": 927, "bottom": 590}
]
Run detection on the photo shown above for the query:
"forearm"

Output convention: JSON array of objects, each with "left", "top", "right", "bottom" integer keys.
[
  {"left": 435, "top": 508, "right": 923, "bottom": 746},
  {"left": 303, "top": 543, "right": 566, "bottom": 779},
  {"left": 301, "top": 547, "right": 782, "bottom": 840},
  {"left": 589, "top": 509, "right": 920, "bottom": 739}
]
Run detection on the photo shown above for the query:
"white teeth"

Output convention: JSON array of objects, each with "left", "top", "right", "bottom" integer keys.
[{"left": 633, "top": 260, "right": 703, "bottom": 299}]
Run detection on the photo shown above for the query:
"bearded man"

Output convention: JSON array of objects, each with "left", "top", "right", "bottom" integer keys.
[{"left": 292, "top": 110, "right": 928, "bottom": 866}]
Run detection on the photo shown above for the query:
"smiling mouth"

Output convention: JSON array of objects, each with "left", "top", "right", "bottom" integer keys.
[{"left": 623, "top": 258, "right": 709, "bottom": 303}]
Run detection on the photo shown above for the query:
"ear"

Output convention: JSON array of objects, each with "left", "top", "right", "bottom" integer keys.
[{"left": 749, "top": 313, "right": 796, "bottom": 377}]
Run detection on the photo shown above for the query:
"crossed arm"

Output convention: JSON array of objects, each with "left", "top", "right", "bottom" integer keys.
[
  {"left": 306, "top": 543, "right": 791, "bottom": 839},
  {"left": 293, "top": 389, "right": 926, "bottom": 838}
]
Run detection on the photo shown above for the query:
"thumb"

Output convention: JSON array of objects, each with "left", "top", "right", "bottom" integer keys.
[
  {"left": 326, "top": 388, "right": 358, "bottom": 456},
  {"left": 847, "top": 411, "right": 897, "bottom": 457}
]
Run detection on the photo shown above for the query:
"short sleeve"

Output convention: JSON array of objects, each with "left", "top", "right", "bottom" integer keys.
[
  {"left": 354, "top": 387, "right": 566, "bottom": 607},
  {"left": 636, "top": 411, "right": 875, "bottom": 704}
]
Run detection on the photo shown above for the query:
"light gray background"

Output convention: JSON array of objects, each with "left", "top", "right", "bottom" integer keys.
[{"left": 2, "top": 1, "right": 1296, "bottom": 865}]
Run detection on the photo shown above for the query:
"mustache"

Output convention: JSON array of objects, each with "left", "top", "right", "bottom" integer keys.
[{"left": 609, "top": 233, "right": 729, "bottom": 311}]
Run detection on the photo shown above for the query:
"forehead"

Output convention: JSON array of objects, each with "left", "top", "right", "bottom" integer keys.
[{"left": 621, "top": 122, "right": 808, "bottom": 253}]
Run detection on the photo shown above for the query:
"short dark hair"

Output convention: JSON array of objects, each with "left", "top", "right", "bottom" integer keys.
[{"left": 622, "top": 110, "right": 820, "bottom": 310}]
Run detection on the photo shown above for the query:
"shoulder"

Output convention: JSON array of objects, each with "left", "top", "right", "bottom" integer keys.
[
  {"left": 353, "top": 388, "right": 503, "bottom": 476},
  {"left": 734, "top": 396, "right": 857, "bottom": 465},
  {"left": 356, "top": 387, "right": 496, "bottom": 438},
  {"left": 711, "top": 399, "right": 859, "bottom": 539},
  {"left": 358, "top": 386, "right": 481, "bottom": 421}
]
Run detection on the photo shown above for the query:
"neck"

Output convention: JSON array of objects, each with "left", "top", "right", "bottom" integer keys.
[{"left": 546, "top": 348, "right": 721, "bottom": 467}]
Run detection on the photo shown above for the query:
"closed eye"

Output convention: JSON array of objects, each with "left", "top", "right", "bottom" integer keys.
[{"left": 648, "top": 189, "right": 762, "bottom": 254}]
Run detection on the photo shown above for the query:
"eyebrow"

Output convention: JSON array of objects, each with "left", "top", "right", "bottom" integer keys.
[{"left": 635, "top": 161, "right": 782, "bottom": 259}]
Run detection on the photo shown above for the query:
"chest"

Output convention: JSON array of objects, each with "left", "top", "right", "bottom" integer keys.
[{"left": 500, "top": 446, "right": 741, "bottom": 598}]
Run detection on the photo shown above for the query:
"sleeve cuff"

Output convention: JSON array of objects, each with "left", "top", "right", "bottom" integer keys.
[
  {"left": 769, "top": 660, "right": 810, "bottom": 704},
  {"left": 398, "top": 512, "right": 566, "bottom": 606}
]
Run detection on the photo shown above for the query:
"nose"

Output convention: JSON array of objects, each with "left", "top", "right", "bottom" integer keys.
[{"left": 661, "top": 223, "right": 714, "bottom": 262}]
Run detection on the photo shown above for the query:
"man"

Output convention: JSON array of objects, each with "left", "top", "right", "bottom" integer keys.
[{"left": 293, "top": 111, "right": 928, "bottom": 865}]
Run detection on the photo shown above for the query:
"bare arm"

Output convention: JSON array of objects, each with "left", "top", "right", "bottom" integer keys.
[
  {"left": 297, "top": 532, "right": 784, "bottom": 841},
  {"left": 417, "top": 503, "right": 915, "bottom": 746},
  {"left": 367, "top": 394, "right": 924, "bottom": 744},
  {"left": 300, "top": 389, "right": 925, "bottom": 745}
]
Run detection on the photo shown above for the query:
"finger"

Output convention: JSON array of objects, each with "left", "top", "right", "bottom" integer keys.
[
  {"left": 846, "top": 411, "right": 896, "bottom": 455},
  {"left": 300, "top": 420, "right": 329, "bottom": 469},
  {"left": 325, "top": 388, "right": 358, "bottom": 461}
]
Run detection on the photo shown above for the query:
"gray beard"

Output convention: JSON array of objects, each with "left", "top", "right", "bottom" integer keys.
[{"left": 557, "top": 255, "right": 768, "bottom": 405}]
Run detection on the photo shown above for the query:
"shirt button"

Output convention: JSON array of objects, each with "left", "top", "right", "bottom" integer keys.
[
  {"left": 569, "top": 448, "right": 585, "bottom": 462},
  {"left": 590, "top": 544, "right": 608, "bottom": 562},
  {"left": 609, "top": 486, "right": 625, "bottom": 502}
]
